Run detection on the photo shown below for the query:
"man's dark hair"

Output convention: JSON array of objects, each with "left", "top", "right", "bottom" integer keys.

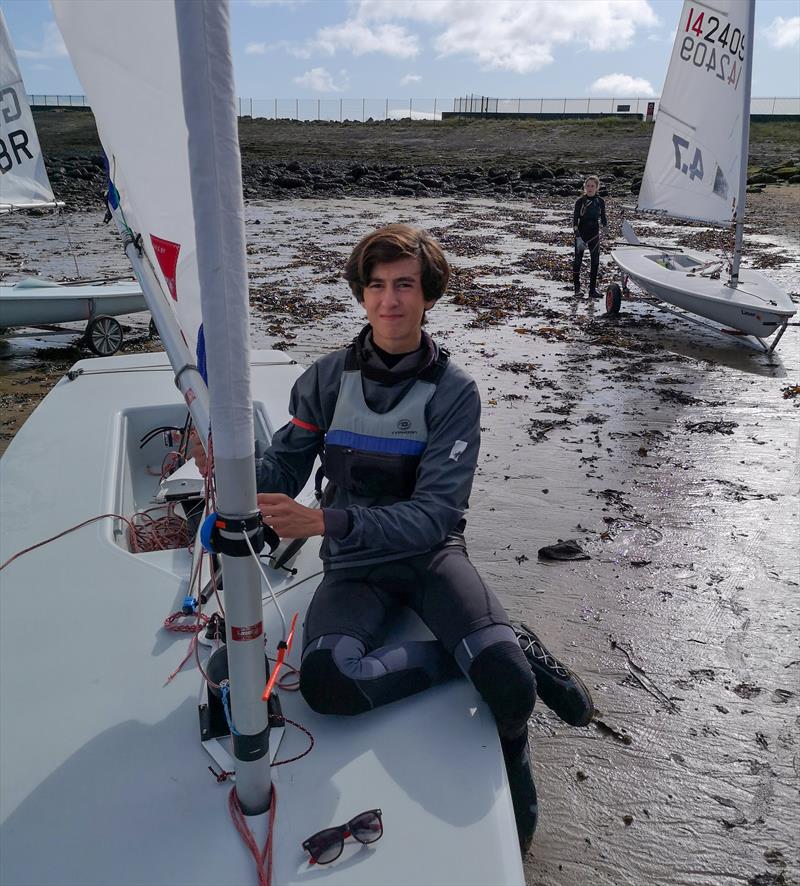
[{"left": 344, "top": 224, "right": 450, "bottom": 303}]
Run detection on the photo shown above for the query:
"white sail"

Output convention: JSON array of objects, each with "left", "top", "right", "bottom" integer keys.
[
  {"left": 638, "top": 0, "right": 752, "bottom": 225},
  {"left": 0, "top": 9, "right": 57, "bottom": 212},
  {"left": 51, "top": 0, "right": 205, "bottom": 364}
]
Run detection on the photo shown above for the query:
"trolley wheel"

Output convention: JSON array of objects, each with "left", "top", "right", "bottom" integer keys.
[
  {"left": 86, "top": 315, "right": 124, "bottom": 356},
  {"left": 605, "top": 283, "right": 623, "bottom": 316},
  {"left": 148, "top": 317, "right": 158, "bottom": 339}
]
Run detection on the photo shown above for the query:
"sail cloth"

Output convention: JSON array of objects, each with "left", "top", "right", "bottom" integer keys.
[
  {"left": 0, "top": 9, "right": 57, "bottom": 212},
  {"left": 638, "top": 0, "right": 751, "bottom": 225},
  {"left": 51, "top": 0, "right": 203, "bottom": 359},
  {"left": 52, "top": 0, "right": 255, "bottom": 461}
]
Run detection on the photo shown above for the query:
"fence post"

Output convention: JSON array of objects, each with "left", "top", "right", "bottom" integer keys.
[
  {"left": 318, "top": 98, "right": 320, "bottom": 121},
  {"left": 274, "top": 97, "right": 277, "bottom": 119},
  {"left": 409, "top": 97, "right": 413, "bottom": 119},
  {"left": 433, "top": 97, "right": 437, "bottom": 122},
  {"left": 772, "top": 97, "right": 776, "bottom": 114},
  {"left": 339, "top": 98, "right": 342, "bottom": 122},
  {"left": 296, "top": 98, "right": 299, "bottom": 121},
  {"left": 250, "top": 97, "right": 253, "bottom": 117}
]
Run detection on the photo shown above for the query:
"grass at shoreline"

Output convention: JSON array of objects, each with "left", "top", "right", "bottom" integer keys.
[{"left": 34, "top": 108, "right": 799, "bottom": 169}]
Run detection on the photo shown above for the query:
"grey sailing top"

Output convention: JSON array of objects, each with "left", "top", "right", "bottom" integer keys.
[{"left": 255, "top": 326, "right": 481, "bottom": 569}]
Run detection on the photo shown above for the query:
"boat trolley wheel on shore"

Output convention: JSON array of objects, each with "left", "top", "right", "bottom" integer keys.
[
  {"left": 605, "top": 283, "right": 623, "bottom": 316},
  {"left": 85, "top": 315, "right": 124, "bottom": 356}
]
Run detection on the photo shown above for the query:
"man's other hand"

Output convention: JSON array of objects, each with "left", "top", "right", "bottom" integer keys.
[
  {"left": 257, "top": 493, "right": 325, "bottom": 539},
  {"left": 187, "top": 430, "right": 208, "bottom": 476}
]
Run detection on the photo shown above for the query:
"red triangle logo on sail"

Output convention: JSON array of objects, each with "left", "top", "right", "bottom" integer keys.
[{"left": 150, "top": 235, "right": 181, "bottom": 301}]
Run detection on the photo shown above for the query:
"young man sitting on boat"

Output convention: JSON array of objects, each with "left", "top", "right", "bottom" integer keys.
[{"left": 193, "top": 224, "right": 593, "bottom": 851}]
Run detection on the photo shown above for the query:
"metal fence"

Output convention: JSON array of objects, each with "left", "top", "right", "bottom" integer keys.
[{"left": 29, "top": 94, "right": 800, "bottom": 120}]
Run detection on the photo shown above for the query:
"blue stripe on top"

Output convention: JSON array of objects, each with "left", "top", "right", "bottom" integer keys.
[{"left": 326, "top": 429, "right": 426, "bottom": 456}]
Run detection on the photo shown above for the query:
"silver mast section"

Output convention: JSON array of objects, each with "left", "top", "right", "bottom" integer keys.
[
  {"left": 110, "top": 204, "right": 211, "bottom": 443},
  {"left": 730, "top": 0, "right": 756, "bottom": 288},
  {"left": 175, "top": 0, "right": 271, "bottom": 816}
]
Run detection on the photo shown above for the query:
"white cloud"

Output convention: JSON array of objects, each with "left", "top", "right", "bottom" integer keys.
[
  {"left": 762, "top": 16, "right": 800, "bottom": 49},
  {"left": 293, "top": 67, "right": 349, "bottom": 92},
  {"left": 314, "top": 20, "right": 418, "bottom": 58},
  {"left": 245, "top": 42, "right": 269, "bottom": 55},
  {"left": 16, "top": 22, "right": 67, "bottom": 60},
  {"left": 590, "top": 73, "right": 655, "bottom": 96},
  {"left": 388, "top": 107, "right": 440, "bottom": 120},
  {"left": 400, "top": 73, "right": 422, "bottom": 85},
  {"left": 353, "top": 0, "right": 659, "bottom": 73}
]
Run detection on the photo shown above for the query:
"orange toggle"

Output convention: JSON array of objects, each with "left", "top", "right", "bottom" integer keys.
[{"left": 262, "top": 612, "right": 298, "bottom": 701}]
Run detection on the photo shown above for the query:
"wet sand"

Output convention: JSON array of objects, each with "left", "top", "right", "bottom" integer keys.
[{"left": 1, "top": 188, "right": 799, "bottom": 886}]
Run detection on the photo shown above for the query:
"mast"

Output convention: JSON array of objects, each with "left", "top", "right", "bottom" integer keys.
[
  {"left": 730, "top": 0, "right": 756, "bottom": 287},
  {"left": 174, "top": 0, "right": 272, "bottom": 816}
]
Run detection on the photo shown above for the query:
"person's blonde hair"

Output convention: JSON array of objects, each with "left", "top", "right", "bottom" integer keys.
[{"left": 583, "top": 175, "right": 600, "bottom": 192}]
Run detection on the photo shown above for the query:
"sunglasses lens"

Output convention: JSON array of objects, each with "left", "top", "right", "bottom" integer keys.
[
  {"left": 349, "top": 811, "right": 383, "bottom": 845},
  {"left": 306, "top": 828, "right": 343, "bottom": 865}
]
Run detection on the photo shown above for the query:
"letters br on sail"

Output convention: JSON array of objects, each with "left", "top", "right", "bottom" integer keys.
[{"left": 0, "top": 10, "right": 59, "bottom": 211}]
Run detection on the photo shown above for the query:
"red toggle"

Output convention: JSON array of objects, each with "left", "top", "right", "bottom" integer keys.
[{"left": 262, "top": 612, "right": 298, "bottom": 701}]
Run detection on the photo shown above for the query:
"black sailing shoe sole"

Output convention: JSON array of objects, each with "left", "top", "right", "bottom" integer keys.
[{"left": 516, "top": 622, "right": 595, "bottom": 727}]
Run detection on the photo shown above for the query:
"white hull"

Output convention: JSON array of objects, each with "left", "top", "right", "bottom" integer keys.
[
  {"left": 0, "top": 278, "right": 146, "bottom": 328},
  {"left": 611, "top": 246, "right": 796, "bottom": 338},
  {"left": 0, "top": 351, "right": 524, "bottom": 886}
]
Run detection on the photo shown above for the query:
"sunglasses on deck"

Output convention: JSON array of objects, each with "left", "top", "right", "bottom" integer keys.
[{"left": 302, "top": 809, "right": 383, "bottom": 865}]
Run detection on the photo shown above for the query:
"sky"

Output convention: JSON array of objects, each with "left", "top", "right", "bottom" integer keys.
[{"left": 3, "top": 0, "right": 800, "bottom": 102}]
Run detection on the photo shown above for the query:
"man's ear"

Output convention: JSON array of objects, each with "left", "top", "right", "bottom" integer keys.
[{"left": 424, "top": 298, "right": 437, "bottom": 311}]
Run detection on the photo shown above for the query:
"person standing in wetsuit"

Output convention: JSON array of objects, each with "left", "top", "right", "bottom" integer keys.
[
  {"left": 573, "top": 175, "right": 607, "bottom": 298},
  {"left": 192, "top": 225, "right": 594, "bottom": 853}
]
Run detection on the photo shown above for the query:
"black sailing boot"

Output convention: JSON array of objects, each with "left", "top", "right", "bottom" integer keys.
[
  {"left": 501, "top": 729, "right": 538, "bottom": 853},
  {"left": 513, "top": 623, "right": 594, "bottom": 726}
]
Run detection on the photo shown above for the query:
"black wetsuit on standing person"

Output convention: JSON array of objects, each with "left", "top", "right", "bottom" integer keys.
[{"left": 572, "top": 194, "right": 607, "bottom": 294}]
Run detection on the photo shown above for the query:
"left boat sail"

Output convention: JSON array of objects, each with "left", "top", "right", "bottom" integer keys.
[{"left": 0, "top": 9, "right": 60, "bottom": 212}]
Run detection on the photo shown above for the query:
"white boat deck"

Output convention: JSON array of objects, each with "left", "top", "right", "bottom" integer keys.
[{"left": 0, "top": 351, "right": 523, "bottom": 886}]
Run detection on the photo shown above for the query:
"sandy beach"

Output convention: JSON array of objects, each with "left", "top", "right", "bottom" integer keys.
[{"left": 1, "top": 119, "right": 799, "bottom": 884}]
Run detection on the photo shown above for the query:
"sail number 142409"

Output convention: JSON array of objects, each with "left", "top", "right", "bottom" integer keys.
[{"left": 681, "top": 7, "right": 745, "bottom": 90}]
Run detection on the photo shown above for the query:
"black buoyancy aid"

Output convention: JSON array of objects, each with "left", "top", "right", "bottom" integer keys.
[{"left": 320, "top": 338, "right": 449, "bottom": 499}]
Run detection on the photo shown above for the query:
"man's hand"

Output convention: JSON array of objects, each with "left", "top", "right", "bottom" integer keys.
[
  {"left": 257, "top": 493, "right": 324, "bottom": 539},
  {"left": 187, "top": 429, "right": 209, "bottom": 476}
]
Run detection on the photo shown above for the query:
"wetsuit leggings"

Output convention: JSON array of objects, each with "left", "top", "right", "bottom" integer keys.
[
  {"left": 299, "top": 540, "right": 536, "bottom": 741},
  {"left": 573, "top": 226, "right": 600, "bottom": 291}
]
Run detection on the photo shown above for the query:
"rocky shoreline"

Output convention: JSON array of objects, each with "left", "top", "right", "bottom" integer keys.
[{"left": 35, "top": 110, "right": 800, "bottom": 210}]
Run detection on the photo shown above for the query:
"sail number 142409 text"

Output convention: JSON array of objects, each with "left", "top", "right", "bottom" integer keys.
[{"left": 681, "top": 7, "right": 745, "bottom": 90}]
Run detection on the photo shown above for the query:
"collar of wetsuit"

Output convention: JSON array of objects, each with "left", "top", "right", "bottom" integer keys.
[{"left": 353, "top": 324, "right": 437, "bottom": 384}]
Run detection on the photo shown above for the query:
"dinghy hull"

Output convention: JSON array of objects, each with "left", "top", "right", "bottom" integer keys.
[
  {"left": 0, "top": 278, "right": 146, "bottom": 329},
  {"left": 0, "top": 351, "right": 525, "bottom": 886},
  {"left": 611, "top": 246, "right": 796, "bottom": 338}
]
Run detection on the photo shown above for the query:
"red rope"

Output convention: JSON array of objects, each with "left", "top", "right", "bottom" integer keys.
[
  {"left": 228, "top": 785, "right": 276, "bottom": 886},
  {"left": 0, "top": 513, "right": 141, "bottom": 572},
  {"left": 272, "top": 717, "right": 314, "bottom": 766}
]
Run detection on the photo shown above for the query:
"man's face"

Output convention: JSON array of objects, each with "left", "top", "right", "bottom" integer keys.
[{"left": 362, "top": 256, "right": 436, "bottom": 353}]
